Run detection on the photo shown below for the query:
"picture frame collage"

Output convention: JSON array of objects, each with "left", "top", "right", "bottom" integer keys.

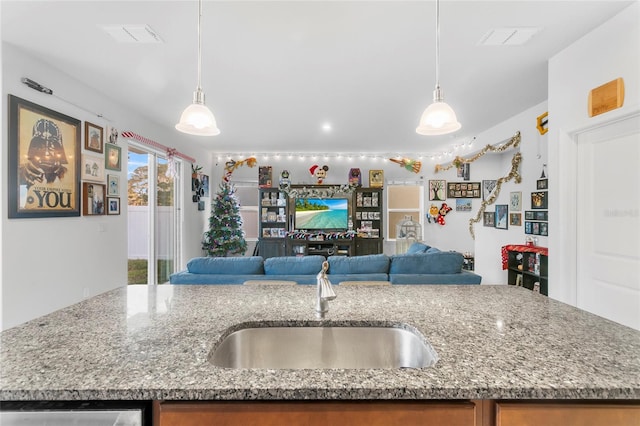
[
  {"left": 7, "top": 95, "right": 121, "bottom": 219},
  {"left": 83, "top": 120, "right": 121, "bottom": 216},
  {"left": 525, "top": 178, "right": 549, "bottom": 236}
]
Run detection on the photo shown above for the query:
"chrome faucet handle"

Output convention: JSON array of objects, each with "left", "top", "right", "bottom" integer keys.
[
  {"left": 316, "top": 261, "right": 336, "bottom": 318},
  {"left": 317, "top": 261, "right": 336, "bottom": 301}
]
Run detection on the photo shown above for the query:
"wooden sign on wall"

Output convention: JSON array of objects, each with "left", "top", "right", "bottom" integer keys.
[{"left": 588, "top": 77, "right": 624, "bottom": 117}]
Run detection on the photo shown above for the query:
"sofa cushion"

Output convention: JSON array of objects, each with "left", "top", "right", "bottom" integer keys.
[
  {"left": 389, "top": 251, "right": 463, "bottom": 275},
  {"left": 186, "top": 256, "right": 264, "bottom": 275},
  {"left": 327, "top": 254, "right": 390, "bottom": 274},
  {"left": 170, "top": 271, "right": 256, "bottom": 284},
  {"left": 390, "top": 270, "right": 481, "bottom": 285},
  {"left": 407, "top": 242, "right": 430, "bottom": 254},
  {"left": 264, "top": 255, "right": 326, "bottom": 275},
  {"left": 425, "top": 247, "right": 441, "bottom": 254}
]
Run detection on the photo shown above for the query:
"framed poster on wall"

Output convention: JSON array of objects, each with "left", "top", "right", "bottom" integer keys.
[{"left": 8, "top": 95, "right": 81, "bottom": 218}]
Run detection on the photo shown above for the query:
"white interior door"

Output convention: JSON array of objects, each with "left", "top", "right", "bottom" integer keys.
[{"left": 576, "top": 113, "right": 640, "bottom": 330}]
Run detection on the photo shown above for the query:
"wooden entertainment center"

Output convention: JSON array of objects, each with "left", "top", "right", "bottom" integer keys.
[{"left": 258, "top": 185, "right": 383, "bottom": 259}]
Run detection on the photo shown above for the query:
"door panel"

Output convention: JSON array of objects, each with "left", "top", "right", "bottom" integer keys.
[{"left": 576, "top": 113, "right": 640, "bottom": 330}]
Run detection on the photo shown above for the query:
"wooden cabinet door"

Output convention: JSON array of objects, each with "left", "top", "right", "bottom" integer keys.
[
  {"left": 496, "top": 402, "right": 640, "bottom": 426},
  {"left": 156, "top": 401, "right": 477, "bottom": 426}
]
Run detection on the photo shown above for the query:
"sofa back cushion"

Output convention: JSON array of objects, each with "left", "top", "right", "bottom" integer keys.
[
  {"left": 328, "top": 254, "right": 390, "bottom": 274},
  {"left": 406, "top": 242, "right": 431, "bottom": 254},
  {"left": 264, "top": 255, "right": 326, "bottom": 275},
  {"left": 389, "top": 251, "right": 463, "bottom": 275},
  {"left": 187, "top": 256, "right": 264, "bottom": 275}
]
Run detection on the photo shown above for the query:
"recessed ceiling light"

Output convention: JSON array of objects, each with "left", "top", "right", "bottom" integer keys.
[
  {"left": 321, "top": 123, "right": 332, "bottom": 133},
  {"left": 101, "top": 25, "right": 164, "bottom": 43},
  {"left": 477, "top": 27, "right": 542, "bottom": 46}
]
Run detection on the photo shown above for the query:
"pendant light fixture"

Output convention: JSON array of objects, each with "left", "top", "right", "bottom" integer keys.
[
  {"left": 416, "top": 0, "right": 461, "bottom": 136},
  {"left": 176, "top": 0, "right": 220, "bottom": 136}
]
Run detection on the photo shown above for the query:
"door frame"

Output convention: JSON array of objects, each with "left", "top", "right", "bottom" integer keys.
[{"left": 552, "top": 108, "right": 640, "bottom": 308}]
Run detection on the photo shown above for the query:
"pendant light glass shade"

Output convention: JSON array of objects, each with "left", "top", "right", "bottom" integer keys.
[
  {"left": 176, "top": 89, "right": 220, "bottom": 136},
  {"left": 416, "top": 87, "right": 461, "bottom": 135},
  {"left": 416, "top": 0, "right": 460, "bottom": 136},
  {"left": 176, "top": 0, "right": 220, "bottom": 136}
]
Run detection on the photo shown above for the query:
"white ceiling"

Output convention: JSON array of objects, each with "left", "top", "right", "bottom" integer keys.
[{"left": 1, "top": 1, "right": 634, "bottom": 155}]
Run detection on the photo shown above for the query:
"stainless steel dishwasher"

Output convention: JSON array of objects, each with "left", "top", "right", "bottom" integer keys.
[{"left": 0, "top": 401, "right": 151, "bottom": 425}]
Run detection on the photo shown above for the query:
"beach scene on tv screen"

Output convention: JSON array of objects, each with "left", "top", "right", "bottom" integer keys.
[{"left": 295, "top": 198, "right": 348, "bottom": 229}]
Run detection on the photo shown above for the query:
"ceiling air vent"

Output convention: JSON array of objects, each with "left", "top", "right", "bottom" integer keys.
[
  {"left": 477, "top": 27, "right": 542, "bottom": 46},
  {"left": 101, "top": 25, "right": 164, "bottom": 44}
]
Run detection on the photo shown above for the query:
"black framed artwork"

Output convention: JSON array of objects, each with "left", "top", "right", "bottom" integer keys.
[
  {"left": 531, "top": 191, "right": 548, "bottom": 209},
  {"left": 8, "top": 95, "right": 81, "bottom": 218}
]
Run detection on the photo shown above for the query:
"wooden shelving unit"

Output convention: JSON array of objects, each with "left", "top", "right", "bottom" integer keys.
[{"left": 504, "top": 245, "right": 548, "bottom": 296}]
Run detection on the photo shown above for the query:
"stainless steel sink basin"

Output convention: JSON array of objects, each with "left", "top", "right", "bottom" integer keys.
[{"left": 209, "top": 325, "right": 439, "bottom": 369}]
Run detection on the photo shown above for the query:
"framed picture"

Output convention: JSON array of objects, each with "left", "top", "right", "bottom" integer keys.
[
  {"left": 447, "top": 182, "right": 481, "bottom": 198},
  {"left": 482, "top": 180, "right": 497, "bottom": 201},
  {"left": 429, "top": 180, "right": 446, "bottom": 201},
  {"left": 369, "top": 170, "right": 384, "bottom": 188},
  {"left": 105, "top": 143, "right": 122, "bottom": 171},
  {"left": 81, "top": 154, "right": 105, "bottom": 182},
  {"left": 510, "top": 191, "right": 522, "bottom": 211},
  {"left": 534, "top": 211, "right": 548, "bottom": 221},
  {"left": 456, "top": 163, "right": 470, "bottom": 181},
  {"left": 198, "top": 200, "right": 205, "bottom": 211},
  {"left": 483, "top": 211, "right": 495, "bottom": 227},
  {"left": 107, "top": 126, "right": 119, "bottom": 145},
  {"left": 456, "top": 198, "right": 472, "bottom": 212},
  {"left": 495, "top": 204, "right": 509, "bottom": 230},
  {"left": 8, "top": 95, "right": 81, "bottom": 218},
  {"left": 107, "top": 174, "right": 120, "bottom": 196},
  {"left": 537, "top": 178, "right": 548, "bottom": 190},
  {"left": 540, "top": 222, "right": 549, "bottom": 236},
  {"left": 201, "top": 174, "right": 210, "bottom": 196},
  {"left": 532, "top": 222, "right": 541, "bottom": 235},
  {"left": 531, "top": 191, "right": 548, "bottom": 209},
  {"left": 107, "top": 197, "right": 120, "bottom": 215},
  {"left": 84, "top": 121, "right": 103, "bottom": 153},
  {"left": 525, "top": 211, "right": 535, "bottom": 220},
  {"left": 82, "top": 182, "right": 105, "bottom": 216},
  {"left": 524, "top": 221, "right": 533, "bottom": 234},
  {"left": 509, "top": 212, "right": 522, "bottom": 226}
]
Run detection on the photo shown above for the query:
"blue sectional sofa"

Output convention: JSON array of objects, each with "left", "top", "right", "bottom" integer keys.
[{"left": 169, "top": 244, "right": 482, "bottom": 285}]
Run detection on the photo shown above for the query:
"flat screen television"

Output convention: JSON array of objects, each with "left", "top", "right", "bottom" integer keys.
[{"left": 294, "top": 198, "right": 349, "bottom": 230}]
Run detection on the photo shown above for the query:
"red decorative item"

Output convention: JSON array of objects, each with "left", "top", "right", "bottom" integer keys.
[
  {"left": 501, "top": 244, "right": 549, "bottom": 269},
  {"left": 436, "top": 202, "right": 452, "bottom": 225}
]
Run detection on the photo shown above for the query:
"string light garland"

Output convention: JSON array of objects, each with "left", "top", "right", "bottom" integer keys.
[
  {"left": 434, "top": 132, "right": 521, "bottom": 173},
  {"left": 213, "top": 139, "right": 476, "bottom": 164}
]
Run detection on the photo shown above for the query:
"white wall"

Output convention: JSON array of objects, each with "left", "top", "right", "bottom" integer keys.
[
  {"left": 1, "top": 43, "right": 212, "bottom": 330},
  {"left": 468, "top": 103, "right": 549, "bottom": 284},
  {"left": 548, "top": 2, "right": 640, "bottom": 306}
]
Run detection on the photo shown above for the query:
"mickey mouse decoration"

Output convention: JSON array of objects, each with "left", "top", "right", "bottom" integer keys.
[
  {"left": 309, "top": 164, "right": 329, "bottom": 184},
  {"left": 437, "top": 203, "right": 452, "bottom": 226}
]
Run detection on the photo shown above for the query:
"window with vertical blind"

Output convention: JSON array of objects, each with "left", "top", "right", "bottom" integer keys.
[{"left": 386, "top": 184, "right": 424, "bottom": 240}]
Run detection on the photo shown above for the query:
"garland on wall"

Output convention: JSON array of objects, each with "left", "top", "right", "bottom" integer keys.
[
  {"left": 281, "top": 183, "right": 358, "bottom": 199},
  {"left": 434, "top": 131, "right": 523, "bottom": 239},
  {"left": 468, "top": 150, "right": 522, "bottom": 239},
  {"left": 434, "top": 131, "right": 521, "bottom": 173}
]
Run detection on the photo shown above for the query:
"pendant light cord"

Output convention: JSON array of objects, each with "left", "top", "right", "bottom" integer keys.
[
  {"left": 196, "top": 0, "right": 203, "bottom": 92},
  {"left": 435, "top": 0, "right": 441, "bottom": 91}
]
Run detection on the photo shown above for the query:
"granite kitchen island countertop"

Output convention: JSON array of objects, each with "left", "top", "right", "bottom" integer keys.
[{"left": 1, "top": 284, "right": 639, "bottom": 401}]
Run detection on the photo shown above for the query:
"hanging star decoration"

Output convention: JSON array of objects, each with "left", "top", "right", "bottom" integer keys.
[
  {"left": 222, "top": 157, "right": 257, "bottom": 182},
  {"left": 389, "top": 157, "right": 422, "bottom": 173}
]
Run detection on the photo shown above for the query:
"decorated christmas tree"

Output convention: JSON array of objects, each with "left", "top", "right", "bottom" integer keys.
[{"left": 202, "top": 182, "right": 247, "bottom": 257}]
